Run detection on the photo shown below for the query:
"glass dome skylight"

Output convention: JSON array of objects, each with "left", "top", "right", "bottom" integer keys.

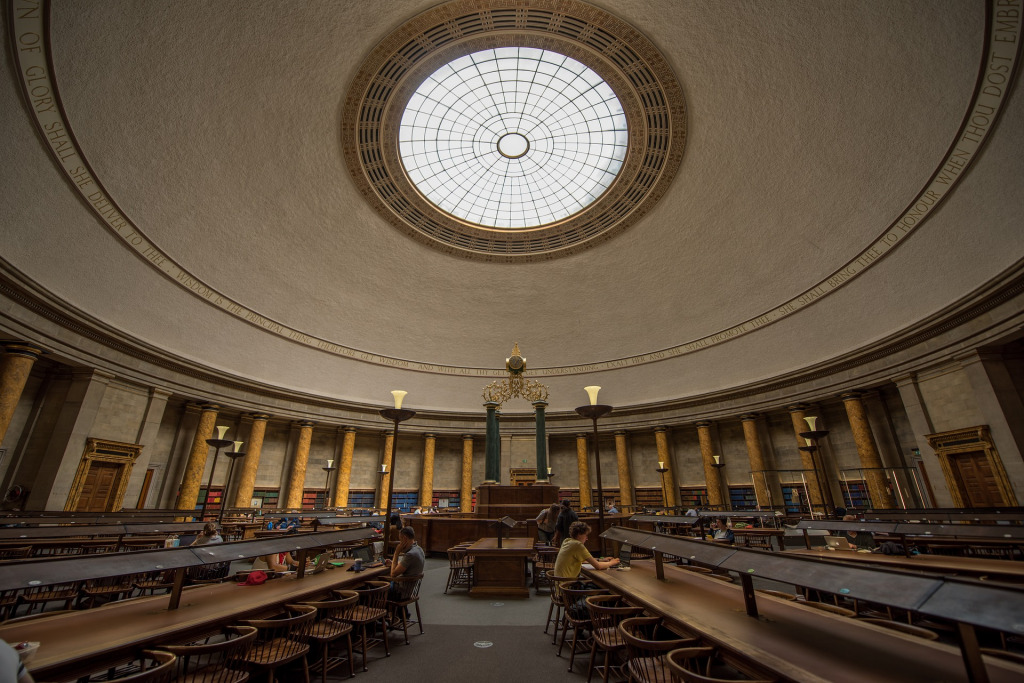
[{"left": 398, "top": 47, "right": 628, "bottom": 229}]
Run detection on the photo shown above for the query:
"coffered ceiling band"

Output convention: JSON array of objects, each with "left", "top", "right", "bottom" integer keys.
[{"left": 8, "top": 1, "right": 1021, "bottom": 378}]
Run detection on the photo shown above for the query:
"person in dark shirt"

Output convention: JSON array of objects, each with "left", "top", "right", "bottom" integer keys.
[{"left": 554, "top": 499, "right": 579, "bottom": 546}]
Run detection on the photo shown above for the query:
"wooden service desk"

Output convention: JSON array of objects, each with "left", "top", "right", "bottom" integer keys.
[
  {"left": 465, "top": 537, "right": 535, "bottom": 598},
  {"left": 788, "top": 548, "right": 1024, "bottom": 581},
  {"left": 0, "top": 566, "right": 387, "bottom": 681},
  {"left": 583, "top": 560, "right": 1024, "bottom": 683}
]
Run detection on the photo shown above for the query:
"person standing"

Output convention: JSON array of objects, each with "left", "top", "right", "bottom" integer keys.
[
  {"left": 536, "top": 502, "right": 560, "bottom": 545},
  {"left": 553, "top": 499, "right": 578, "bottom": 547}
]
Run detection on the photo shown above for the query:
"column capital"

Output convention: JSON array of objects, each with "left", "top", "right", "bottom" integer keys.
[
  {"left": 424, "top": 433, "right": 436, "bottom": 440},
  {"left": 341, "top": 425, "right": 357, "bottom": 434},
  {"left": 787, "top": 403, "right": 807, "bottom": 413},
  {"left": 187, "top": 402, "right": 220, "bottom": 415},
  {"left": 462, "top": 434, "right": 474, "bottom": 441},
  {"left": 576, "top": 433, "right": 587, "bottom": 439},
  {"left": 653, "top": 426, "right": 668, "bottom": 434},
  {"left": 890, "top": 373, "right": 918, "bottom": 387},
  {"left": 2, "top": 342, "right": 44, "bottom": 359},
  {"left": 695, "top": 420, "right": 713, "bottom": 428},
  {"left": 483, "top": 401, "right": 500, "bottom": 409},
  {"left": 613, "top": 429, "right": 628, "bottom": 436},
  {"left": 840, "top": 391, "right": 865, "bottom": 402},
  {"left": 247, "top": 412, "right": 271, "bottom": 421},
  {"left": 149, "top": 387, "right": 174, "bottom": 400},
  {"left": 740, "top": 413, "right": 759, "bottom": 422}
]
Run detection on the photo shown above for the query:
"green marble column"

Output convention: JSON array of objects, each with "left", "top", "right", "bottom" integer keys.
[
  {"left": 484, "top": 401, "right": 500, "bottom": 484},
  {"left": 534, "top": 400, "right": 549, "bottom": 482}
]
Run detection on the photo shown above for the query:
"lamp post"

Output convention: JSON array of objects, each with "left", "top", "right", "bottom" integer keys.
[
  {"left": 201, "top": 426, "right": 233, "bottom": 521},
  {"left": 711, "top": 455, "right": 729, "bottom": 511},
  {"left": 218, "top": 440, "right": 246, "bottom": 526},
  {"left": 798, "top": 416, "right": 834, "bottom": 516},
  {"left": 322, "top": 460, "right": 336, "bottom": 509},
  {"left": 380, "top": 390, "right": 416, "bottom": 548},
  {"left": 576, "top": 386, "right": 612, "bottom": 552}
]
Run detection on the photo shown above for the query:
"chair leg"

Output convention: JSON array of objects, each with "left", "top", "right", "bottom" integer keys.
[
  {"left": 347, "top": 633, "right": 355, "bottom": 679},
  {"left": 381, "top": 617, "right": 390, "bottom": 657},
  {"left": 587, "top": 640, "right": 598, "bottom": 683},
  {"left": 415, "top": 601, "right": 423, "bottom": 635},
  {"left": 545, "top": 600, "right": 555, "bottom": 634},
  {"left": 401, "top": 610, "right": 410, "bottom": 645},
  {"left": 360, "top": 625, "right": 369, "bottom": 672},
  {"left": 568, "top": 626, "right": 583, "bottom": 672},
  {"left": 557, "top": 617, "right": 569, "bottom": 658},
  {"left": 321, "top": 642, "right": 328, "bottom": 683},
  {"left": 302, "top": 654, "right": 310, "bottom": 683}
]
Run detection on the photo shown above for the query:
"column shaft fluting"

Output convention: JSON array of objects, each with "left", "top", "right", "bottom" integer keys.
[
  {"left": 741, "top": 415, "right": 771, "bottom": 508},
  {"left": 176, "top": 405, "right": 219, "bottom": 512},
  {"left": 234, "top": 413, "right": 270, "bottom": 508},
  {"left": 284, "top": 421, "right": 315, "bottom": 509},
  {"left": 334, "top": 427, "right": 357, "bottom": 507},
  {"left": 576, "top": 434, "right": 592, "bottom": 509},
  {"left": 614, "top": 431, "right": 633, "bottom": 508},
  {"left": 420, "top": 434, "right": 436, "bottom": 508},
  {"left": 460, "top": 435, "right": 474, "bottom": 512},
  {"left": 843, "top": 393, "right": 896, "bottom": 508}
]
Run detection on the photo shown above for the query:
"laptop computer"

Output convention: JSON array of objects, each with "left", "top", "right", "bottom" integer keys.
[
  {"left": 825, "top": 536, "right": 854, "bottom": 550},
  {"left": 372, "top": 540, "right": 385, "bottom": 561},
  {"left": 352, "top": 545, "right": 373, "bottom": 564},
  {"left": 308, "top": 551, "right": 333, "bottom": 575}
]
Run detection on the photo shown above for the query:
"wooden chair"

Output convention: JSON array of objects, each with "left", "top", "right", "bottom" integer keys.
[
  {"left": 340, "top": 581, "right": 390, "bottom": 672},
  {"left": 557, "top": 583, "right": 609, "bottom": 671},
  {"left": 133, "top": 570, "right": 175, "bottom": 596},
  {"left": 678, "top": 565, "right": 713, "bottom": 575},
  {"left": 16, "top": 581, "right": 81, "bottom": 614},
  {"left": 666, "top": 647, "right": 777, "bottom": 683},
  {"left": 0, "top": 589, "right": 18, "bottom": 621},
  {"left": 386, "top": 574, "right": 424, "bottom": 644},
  {"left": 532, "top": 546, "right": 559, "bottom": 592},
  {"left": 798, "top": 601, "right": 856, "bottom": 617},
  {"left": 619, "top": 616, "right": 700, "bottom": 683},
  {"left": 444, "top": 547, "right": 473, "bottom": 593},
  {"left": 79, "top": 650, "right": 178, "bottom": 683},
  {"left": 234, "top": 604, "right": 316, "bottom": 683},
  {"left": 545, "top": 575, "right": 576, "bottom": 644},
  {"left": 857, "top": 618, "right": 939, "bottom": 640},
  {"left": 0, "top": 545, "right": 32, "bottom": 561},
  {"left": 299, "top": 592, "right": 359, "bottom": 682},
  {"left": 80, "top": 574, "right": 136, "bottom": 608},
  {"left": 160, "top": 625, "right": 257, "bottom": 683},
  {"left": 187, "top": 562, "right": 231, "bottom": 585},
  {"left": 585, "top": 594, "right": 645, "bottom": 683},
  {"left": 754, "top": 589, "right": 796, "bottom": 601}
]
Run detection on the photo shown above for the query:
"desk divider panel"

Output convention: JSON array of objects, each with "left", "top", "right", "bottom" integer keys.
[
  {"left": 891, "top": 523, "right": 1024, "bottom": 540},
  {"left": 0, "top": 524, "right": 128, "bottom": 540},
  {"left": 0, "top": 547, "right": 203, "bottom": 593},
  {"left": 795, "top": 520, "right": 899, "bottom": 533},
  {"left": 916, "top": 580, "right": 1024, "bottom": 635}
]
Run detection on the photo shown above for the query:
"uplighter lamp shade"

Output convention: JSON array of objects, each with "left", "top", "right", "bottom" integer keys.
[
  {"left": 215, "top": 425, "right": 229, "bottom": 440},
  {"left": 391, "top": 390, "right": 408, "bottom": 409},
  {"left": 804, "top": 416, "right": 818, "bottom": 431},
  {"left": 232, "top": 441, "right": 244, "bottom": 452},
  {"left": 713, "top": 455, "right": 721, "bottom": 465},
  {"left": 327, "top": 459, "right": 334, "bottom": 468},
  {"left": 584, "top": 386, "right": 601, "bottom": 405},
  {"left": 804, "top": 438, "right": 814, "bottom": 447}
]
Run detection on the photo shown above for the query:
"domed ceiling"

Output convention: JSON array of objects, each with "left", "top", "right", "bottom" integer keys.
[{"left": 2, "top": 0, "right": 1022, "bottom": 416}]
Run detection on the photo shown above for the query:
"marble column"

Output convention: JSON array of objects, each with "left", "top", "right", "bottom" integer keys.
[
  {"left": 534, "top": 400, "right": 549, "bottom": 482},
  {"left": 483, "top": 401, "right": 500, "bottom": 484},
  {"left": 696, "top": 421, "right": 724, "bottom": 508},
  {"left": 377, "top": 431, "right": 394, "bottom": 510},
  {"left": 460, "top": 435, "right": 474, "bottom": 513},
  {"left": 284, "top": 421, "right": 315, "bottom": 509},
  {"left": 842, "top": 392, "right": 896, "bottom": 508},
  {"left": 614, "top": 431, "right": 634, "bottom": 508},
  {"left": 233, "top": 413, "right": 270, "bottom": 508},
  {"left": 420, "top": 434, "right": 436, "bottom": 508},
  {"left": 176, "top": 404, "right": 220, "bottom": 513},
  {"left": 741, "top": 414, "right": 772, "bottom": 508},
  {"left": 0, "top": 342, "right": 43, "bottom": 446},
  {"left": 788, "top": 405, "right": 823, "bottom": 510},
  {"left": 333, "top": 427, "right": 357, "bottom": 508},
  {"left": 576, "top": 433, "right": 592, "bottom": 510},
  {"left": 654, "top": 428, "right": 678, "bottom": 508}
]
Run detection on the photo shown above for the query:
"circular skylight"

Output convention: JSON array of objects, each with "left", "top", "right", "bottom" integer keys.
[{"left": 398, "top": 47, "right": 628, "bottom": 230}]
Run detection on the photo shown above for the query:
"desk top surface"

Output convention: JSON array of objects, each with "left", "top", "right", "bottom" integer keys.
[
  {"left": 0, "top": 566, "right": 387, "bottom": 679},
  {"left": 466, "top": 537, "right": 534, "bottom": 552},
  {"left": 584, "top": 560, "right": 1024, "bottom": 683},
  {"left": 787, "top": 548, "right": 1024, "bottom": 577}
]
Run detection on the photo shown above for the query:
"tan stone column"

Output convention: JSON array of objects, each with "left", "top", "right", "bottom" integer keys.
[
  {"left": 284, "top": 421, "right": 315, "bottom": 509},
  {"left": 377, "top": 431, "right": 394, "bottom": 510},
  {"left": 696, "top": 421, "right": 724, "bottom": 508},
  {"left": 460, "top": 435, "right": 474, "bottom": 513},
  {"left": 0, "top": 343, "right": 43, "bottom": 446},
  {"left": 741, "top": 414, "right": 772, "bottom": 508},
  {"left": 788, "top": 405, "right": 824, "bottom": 510},
  {"left": 234, "top": 413, "right": 270, "bottom": 508},
  {"left": 654, "top": 428, "right": 678, "bottom": 508},
  {"left": 613, "top": 431, "right": 634, "bottom": 508},
  {"left": 176, "top": 404, "right": 219, "bottom": 513},
  {"left": 576, "top": 433, "right": 592, "bottom": 510},
  {"left": 420, "top": 434, "right": 436, "bottom": 508},
  {"left": 842, "top": 392, "right": 896, "bottom": 508},
  {"left": 334, "top": 427, "right": 356, "bottom": 508}
]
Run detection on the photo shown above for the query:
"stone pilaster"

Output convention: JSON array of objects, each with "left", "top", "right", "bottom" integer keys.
[
  {"left": 284, "top": 421, "right": 315, "bottom": 509},
  {"left": 377, "top": 432, "right": 394, "bottom": 510},
  {"left": 741, "top": 414, "right": 771, "bottom": 508},
  {"left": 576, "top": 433, "right": 592, "bottom": 510},
  {"left": 460, "top": 435, "right": 474, "bottom": 513},
  {"left": 842, "top": 392, "right": 896, "bottom": 508},
  {"left": 696, "top": 421, "right": 724, "bottom": 507},
  {"left": 0, "top": 342, "right": 43, "bottom": 446},
  {"left": 654, "top": 427, "right": 677, "bottom": 508},
  {"left": 788, "top": 405, "right": 823, "bottom": 509},
  {"left": 420, "top": 434, "right": 436, "bottom": 508},
  {"left": 334, "top": 427, "right": 357, "bottom": 507},
  {"left": 234, "top": 413, "right": 270, "bottom": 508},
  {"left": 176, "top": 404, "right": 219, "bottom": 513},
  {"left": 614, "top": 431, "right": 633, "bottom": 507}
]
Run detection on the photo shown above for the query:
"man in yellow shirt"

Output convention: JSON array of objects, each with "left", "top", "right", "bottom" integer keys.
[{"left": 554, "top": 521, "right": 620, "bottom": 578}]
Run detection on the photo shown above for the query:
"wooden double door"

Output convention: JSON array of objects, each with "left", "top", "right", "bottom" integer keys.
[{"left": 948, "top": 451, "right": 1005, "bottom": 507}]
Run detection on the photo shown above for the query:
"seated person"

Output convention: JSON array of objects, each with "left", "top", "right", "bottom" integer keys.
[
  {"left": 709, "top": 517, "right": 734, "bottom": 543},
  {"left": 274, "top": 517, "right": 289, "bottom": 530},
  {"left": 605, "top": 500, "right": 619, "bottom": 514},
  {"left": 553, "top": 521, "right": 620, "bottom": 579},
  {"left": 841, "top": 514, "right": 875, "bottom": 549},
  {"left": 386, "top": 526, "right": 425, "bottom": 604},
  {"left": 190, "top": 522, "right": 223, "bottom": 545}
]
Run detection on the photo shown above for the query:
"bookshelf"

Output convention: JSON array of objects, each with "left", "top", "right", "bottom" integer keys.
[
  {"left": 678, "top": 487, "right": 707, "bottom": 509},
  {"left": 431, "top": 489, "right": 459, "bottom": 510},
  {"left": 301, "top": 489, "right": 327, "bottom": 510},
  {"left": 196, "top": 487, "right": 223, "bottom": 516},
  {"left": 729, "top": 486, "right": 758, "bottom": 511},
  {"left": 346, "top": 489, "right": 375, "bottom": 511},
  {"left": 843, "top": 480, "right": 870, "bottom": 510},
  {"left": 634, "top": 487, "right": 664, "bottom": 509},
  {"left": 781, "top": 484, "right": 805, "bottom": 513},
  {"left": 250, "top": 488, "right": 279, "bottom": 510}
]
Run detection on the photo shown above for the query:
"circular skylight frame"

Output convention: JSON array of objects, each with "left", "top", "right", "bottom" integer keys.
[
  {"left": 343, "top": 0, "right": 687, "bottom": 261},
  {"left": 398, "top": 47, "right": 629, "bottom": 230}
]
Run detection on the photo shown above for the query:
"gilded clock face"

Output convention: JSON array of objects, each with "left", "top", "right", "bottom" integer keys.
[{"left": 507, "top": 355, "right": 525, "bottom": 371}]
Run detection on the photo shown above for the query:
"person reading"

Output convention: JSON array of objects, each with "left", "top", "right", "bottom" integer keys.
[{"left": 554, "top": 521, "right": 620, "bottom": 579}]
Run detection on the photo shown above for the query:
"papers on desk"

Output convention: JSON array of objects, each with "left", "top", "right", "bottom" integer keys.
[{"left": 582, "top": 563, "right": 595, "bottom": 570}]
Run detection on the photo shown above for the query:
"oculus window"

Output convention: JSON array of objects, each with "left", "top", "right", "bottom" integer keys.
[{"left": 398, "top": 47, "right": 628, "bottom": 230}]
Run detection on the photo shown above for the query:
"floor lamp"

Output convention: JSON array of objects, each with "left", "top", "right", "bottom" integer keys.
[
  {"left": 380, "top": 390, "right": 415, "bottom": 548},
  {"left": 218, "top": 441, "right": 246, "bottom": 526},
  {"left": 576, "top": 385, "right": 612, "bottom": 553},
  {"left": 201, "top": 426, "right": 232, "bottom": 521}
]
